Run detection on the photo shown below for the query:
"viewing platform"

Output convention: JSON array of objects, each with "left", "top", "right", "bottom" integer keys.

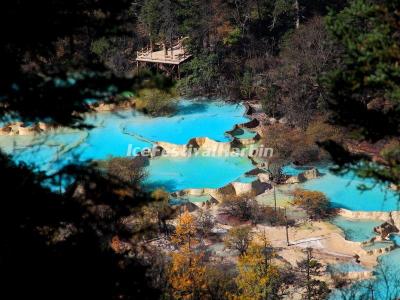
[{"left": 136, "top": 37, "right": 191, "bottom": 66}]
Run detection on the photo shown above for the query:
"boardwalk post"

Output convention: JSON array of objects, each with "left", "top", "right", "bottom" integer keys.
[{"left": 170, "top": 32, "right": 173, "bottom": 58}]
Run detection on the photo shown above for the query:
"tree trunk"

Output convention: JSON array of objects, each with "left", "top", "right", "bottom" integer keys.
[
  {"left": 294, "top": 0, "right": 300, "bottom": 29},
  {"left": 307, "top": 248, "right": 311, "bottom": 300}
]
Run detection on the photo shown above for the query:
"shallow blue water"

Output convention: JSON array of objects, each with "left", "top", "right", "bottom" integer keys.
[
  {"left": 389, "top": 234, "right": 400, "bottom": 246},
  {"left": 235, "top": 175, "right": 258, "bottom": 183},
  {"left": 0, "top": 131, "right": 88, "bottom": 172},
  {"left": 143, "top": 155, "right": 254, "bottom": 192},
  {"left": 327, "top": 262, "right": 367, "bottom": 274},
  {"left": 0, "top": 100, "right": 251, "bottom": 191},
  {"left": 231, "top": 128, "right": 257, "bottom": 139},
  {"left": 330, "top": 250, "right": 400, "bottom": 300},
  {"left": 76, "top": 111, "right": 152, "bottom": 160},
  {"left": 124, "top": 100, "right": 248, "bottom": 144},
  {"left": 372, "top": 249, "right": 400, "bottom": 299},
  {"left": 282, "top": 165, "right": 312, "bottom": 176},
  {"left": 331, "top": 216, "right": 381, "bottom": 242},
  {"left": 283, "top": 165, "right": 399, "bottom": 211},
  {"left": 362, "top": 241, "right": 394, "bottom": 251}
]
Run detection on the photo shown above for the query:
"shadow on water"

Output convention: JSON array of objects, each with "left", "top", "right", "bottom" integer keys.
[
  {"left": 143, "top": 179, "right": 180, "bottom": 192},
  {"left": 176, "top": 102, "right": 208, "bottom": 115}
]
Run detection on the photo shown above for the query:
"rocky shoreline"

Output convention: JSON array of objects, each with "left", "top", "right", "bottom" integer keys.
[{"left": 0, "top": 98, "right": 137, "bottom": 137}]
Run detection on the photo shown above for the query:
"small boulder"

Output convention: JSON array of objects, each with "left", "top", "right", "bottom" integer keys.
[
  {"left": 38, "top": 122, "right": 48, "bottom": 131},
  {"left": 180, "top": 201, "right": 198, "bottom": 212},
  {"left": 279, "top": 117, "right": 288, "bottom": 124},
  {"left": 301, "top": 168, "right": 322, "bottom": 180},
  {"left": 245, "top": 168, "right": 265, "bottom": 176},
  {"left": 258, "top": 173, "right": 271, "bottom": 183},
  {"left": 0, "top": 126, "right": 11, "bottom": 135},
  {"left": 285, "top": 175, "right": 301, "bottom": 184},
  {"left": 353, "top": 254, "right": 361, "bottom": 264},
  {"left": 374, "top": 222, "right": 399, "bottom": 239},
  {"left": 268, "top": 117, "right": 277, "bottom": 124},
  {"left": 284, "top": 168, "right": 321, "bottom": 184},
  {"left": 209, "top": 197, "right": 219, "bottom": 206}
]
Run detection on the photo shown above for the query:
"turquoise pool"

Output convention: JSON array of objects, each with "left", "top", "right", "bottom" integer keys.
[
  {"left": 123, "top": 100, "right": 248, "bottom": 144},
  {"left": 327, "top": 262, "right": 367, "bottom": 274},
  {"left": 235, "top": 175, "right": 258, "bottom": 183},
  {"left": 0, "top": 100, "right": 252, "bottom": 191},
  {"left": 362, "top": 241, "right": 394, "bottom": 252},
  {"left": 331, "top": 216, "right": 381, "bottom": 242},
  {"left": 1, "top": 131, "right": 89, "bottom": 172},
  {"left": 230, "top": 128, "right": 257, "bottom": 139},
  {"left": 330, "top": 249, "right": 400, "bottom": 299},
  {"left": 143, "top": 155, "right": 254, "bottom": 192},
  {"left": 283, "top": 165, "right": 399, "bottom": 211},
  {"left": 284, "top": 164, "right": 400, "bottom": 299},
  {"left": 389, "top": 233, "right": 400, "bottom": 246}
]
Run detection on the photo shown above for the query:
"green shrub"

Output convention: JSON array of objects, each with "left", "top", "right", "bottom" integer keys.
[
  {"left": 135, "top": 87, "right": 178, "bottom": 116},
  {"left": 291, "top": 189, "right": 331, "bottom": 220},
  {"left": 90, "top": 37, "right": 110, "bottom": 57}
]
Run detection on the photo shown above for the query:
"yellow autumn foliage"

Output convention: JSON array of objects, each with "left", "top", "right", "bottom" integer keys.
[
  {"left": 230, "top": 241, "right": 281, "bottom": 300},
  {"left": 168, "top": 245, "right": 207, "bottom": 299},
  {"left": 168, "top": 210, "right": 208, "bottom": 299},
  {"left": 172, "top": 210, "right": 198, "bottom": 247}
]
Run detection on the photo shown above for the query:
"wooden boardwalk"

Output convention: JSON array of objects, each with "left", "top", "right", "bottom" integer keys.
[{"left": 136, "top": 37, "right": 191, "bottom": 65}]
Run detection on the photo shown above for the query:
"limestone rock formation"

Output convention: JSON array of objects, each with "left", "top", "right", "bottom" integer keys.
[
  {"left": 92, "top": 99, "right": 136, "bottom": 112},
  {"left": 189, "top": 137, "right": 231, "bottom": 154},
  {"left": 17, "top": 125, "right": 38, "bottom": 136},
  {"left": 0, "top": 121, "right": 59, "bottom": 136},
  {"left": 238, "top": 118, "right": 260, "bottom": 129},
  {"left": 338, "top": 209, "right": 391, "bottom": 223},
  {"left": 257, "top": 173, "right": 271, "bottom": 183},
  {"left": 285, "top": 176, "right": 302, "bottom": 184},
  {"left": 156, "top": 141, "right": 187, "bottom": 156},
  {"left": 0, "top": 126, "right": 11, "bottom": 135},
  {"left": 179, "top": 201, "right": 198, "bottom": 212},
  {"left": 285, "top": 168, "right": 322, "bottom": 184},
  {"left": 247, "top": 103, "right": 263, "bottom": 114},
  {"left": 156, "top": 137, "right": 232, "bottom": 157},
  {"left": 245, "top": 168, "right": 265, "bottom": 176},
  {"left": 175, "top": 178, "right": 271, "bottom": 202},
  {"left": 390, "top": 183, "right": 399, "bottom": 191},
  {"left": 201, "top": 197, "right": 219, "bottom": 208},
  {"left": 374, "top": 221, "right": 399, "bottom": 239},
  {"left": 302, "top": 168, "right": 322, "bottom": 180},
  {"left": 391, "top": 211, "right": 400, "bottom": 230}
]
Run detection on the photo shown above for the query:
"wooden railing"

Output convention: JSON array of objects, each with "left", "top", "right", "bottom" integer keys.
[{"left": 136, "top": 37, "right": 191, "bottom": 64}]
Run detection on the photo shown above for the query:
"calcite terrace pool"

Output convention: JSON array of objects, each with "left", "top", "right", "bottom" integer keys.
[
  {"left": 283, "top": 165, "right": 399, "bottom": 212},
  {"left": 1, "top": 98, "right": 400, "bottom": 298},
  {"left": 283, "top": 165, "right": 400, "bottom": 299},
  {"left": 0, "top": 99, "right": 257, "bottom": 192},
  {"left": 1, "top": 100, "right": 397, "bottom": 205}
]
